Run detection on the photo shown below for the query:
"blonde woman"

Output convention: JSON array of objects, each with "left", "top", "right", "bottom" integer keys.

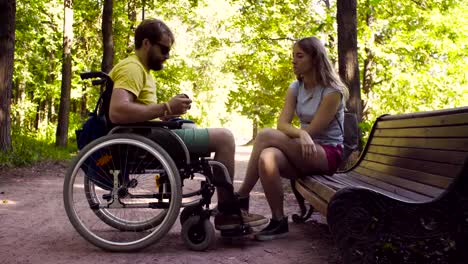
[{"left": 236, "top": 37, "right": 349, "bottom": 241}]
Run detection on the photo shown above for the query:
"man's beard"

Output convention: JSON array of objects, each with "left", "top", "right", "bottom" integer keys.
[{"left": 148, "top": 53, "right": 164, "bottom": 71}]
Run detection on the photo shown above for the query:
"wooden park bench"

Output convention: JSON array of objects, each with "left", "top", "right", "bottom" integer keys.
[{"left": 292, "top": 106, "right": 468, "bottom": 264}]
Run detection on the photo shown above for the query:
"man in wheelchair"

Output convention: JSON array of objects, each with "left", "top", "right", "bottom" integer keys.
[{"left": 108, "top": 18, "right": 267, "bottom": 232}]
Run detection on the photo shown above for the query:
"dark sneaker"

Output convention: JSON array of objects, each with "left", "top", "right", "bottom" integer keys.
[
  {"left": 214, "top": 210, "right": 268, "bottom": 230},
  {"left": 235, "top": 192, "right": 250, "bottom": 211},
  {"left": 254, "top": 216, "right": 288, "bottom": 241}
]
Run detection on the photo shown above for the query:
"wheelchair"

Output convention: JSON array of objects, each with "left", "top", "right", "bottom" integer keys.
[{"left": 63, "top": 72, "right": 250, "bottom": 252}]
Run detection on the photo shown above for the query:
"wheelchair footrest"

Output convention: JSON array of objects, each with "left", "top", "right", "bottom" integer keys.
[{"left": 220, "top": 225, "right": 253, "bottom": 237}]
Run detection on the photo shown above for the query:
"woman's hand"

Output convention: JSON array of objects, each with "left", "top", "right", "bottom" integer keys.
[{"left": 299, "top": 130, "right": 317, "bottom": 160}]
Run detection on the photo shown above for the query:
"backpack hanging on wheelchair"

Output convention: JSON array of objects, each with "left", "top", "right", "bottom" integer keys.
[{"left": 75, "top": 72, "right": 114, "bottom": 190}]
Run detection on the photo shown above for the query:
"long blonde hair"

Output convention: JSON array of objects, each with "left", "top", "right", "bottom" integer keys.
[{"left": 295, "top": 37, "right": 349, "bottom": 101}]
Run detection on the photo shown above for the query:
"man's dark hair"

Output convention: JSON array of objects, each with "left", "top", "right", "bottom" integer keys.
[{"left": 134, "top": 19, "right": 174, "bottom": 49}]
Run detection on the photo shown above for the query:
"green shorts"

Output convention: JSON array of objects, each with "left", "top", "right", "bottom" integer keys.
[{"left": 172, "top": 128, "right": 210, "bottom": 155}]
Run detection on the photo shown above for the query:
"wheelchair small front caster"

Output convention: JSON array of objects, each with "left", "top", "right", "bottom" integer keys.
[
  {"left": 179, "top": 205, "right": 201, "bottom": 226},
  {"left": 181, "top": 215, "right": 215, "bottom": 251}
]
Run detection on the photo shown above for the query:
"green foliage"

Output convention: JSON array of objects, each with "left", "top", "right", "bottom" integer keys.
[
  {"left": 224, "top": 0, "right": 337, "bottom": 127},
  {"left": 8, "top": 0, "right": 468, "bottom": 168},
  {"left": 0, "top": 128, "right": 76, "bottom": 168},
  {"left": 358, "top": 0, "right": 468, "bottom": 124}
]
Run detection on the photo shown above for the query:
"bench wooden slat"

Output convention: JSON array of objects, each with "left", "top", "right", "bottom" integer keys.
[
  {"left": 371, "top": 137, "right": 468, "bottom": 151},
  {"left": 359, "top": 160, "right": 452, "bottom": 188},
  {"left": 374, "top": 125, "right": 468, "bottom": 138},
  {"left": 364, "top": 152, "right": 462, "bottom": 178},
  {"left": 330, "top": 173, "right": 424, "bottom": 202},
  {"left": 312, "top": 175, "right": 348, "bottom": 191},
  {"left": 376, "top": 112, "right": 468, "bottom": 129},
  {"left": 367, "top": 145, "right": 467, "bottom": 165},
  {"left": 297, "top": 176, "right": 337, "bottom": 202},
  {"left": 353, "top": 166, "right": 444, "bottom": 198},
  {"left": 346, "top": 172, "right": 433, "bottom": 202}
]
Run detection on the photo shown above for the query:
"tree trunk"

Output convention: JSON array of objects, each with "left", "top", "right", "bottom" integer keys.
[
  {"left": 362, "top": 1, "right": 375, "bottom": 120},
  {"left": 337, "top": 0, "right": 361, "bottom": 122},
  {"left": 34, "top": 102, "right": 40, "bottom": 130},
  {"left": 56, "top": 0, "right": 73, "bottom": 147},
  {"left": 101, "top": 0, "right": 114, "bottom": 73},
  {"left": 0, "top": 0, "right": 16, "bottom": 152},
  {"left": 252, "top": 120, "right": 258, "bottom": 141},
  {"left": 245, "top": 119, "right": 258, "bottom": 146},
  {"left": 81, "top": 84, "right": 87, "bottom": 118},
  {"left": 127, "top": 0, "right": 137, "bottom": 54}
]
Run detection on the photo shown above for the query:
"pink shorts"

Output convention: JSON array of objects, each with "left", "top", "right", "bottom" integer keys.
[{"left": 321, "top": 144, "right": 343, "bottom": 175}]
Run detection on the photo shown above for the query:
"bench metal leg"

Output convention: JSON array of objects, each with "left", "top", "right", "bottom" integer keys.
[{"left": 290, "top": 179, "right": 314, "bottom": 223}]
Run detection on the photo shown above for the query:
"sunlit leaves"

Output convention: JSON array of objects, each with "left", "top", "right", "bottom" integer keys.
[
  {"left": 224, "top": 0, "right": 332, "bottom": 127},
  {"left": 358, "top": 0, "right": 468, "bottom": 125},
  {"left": 11, "top": 0, "right": 468, "bottom": 144}
]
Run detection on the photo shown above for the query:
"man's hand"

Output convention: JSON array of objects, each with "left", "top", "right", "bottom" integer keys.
[
  {"left": 160, "top": 114, "right": 180, "bottom": 121},
  {"left": 167, "top": 94, "right": 192, "bottom": 115},
  {"left": 299, "top": 130, "right": 317, "bottom": 160}
]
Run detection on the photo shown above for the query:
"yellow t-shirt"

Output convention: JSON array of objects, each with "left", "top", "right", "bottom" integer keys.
[{"left": 109, "top": 55, "right": 157, "bottom": 105}]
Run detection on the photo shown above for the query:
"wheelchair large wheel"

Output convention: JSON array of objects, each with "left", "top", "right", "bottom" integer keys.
[
  {"left": 63, "top": 133, "right": 182, "bottom": 252},
  {"left": 83, "top": 174, "right": 167, "bottom": 231}
]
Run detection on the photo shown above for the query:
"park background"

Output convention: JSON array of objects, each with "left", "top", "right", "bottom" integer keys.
[{"left": 0, "top": 0, "right": 467, "bottom": 167}]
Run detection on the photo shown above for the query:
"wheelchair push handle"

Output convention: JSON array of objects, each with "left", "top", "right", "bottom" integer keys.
[
  {"left": 80, "top": 71, "right": 111, "bottom": 81},
  {"left": 91, "top": 79, "right": 106, "bottom": 86}
]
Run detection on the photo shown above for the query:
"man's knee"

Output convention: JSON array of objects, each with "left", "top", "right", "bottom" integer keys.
[{"left": 209, "top": 128, "right": 235, "bottom": 150}]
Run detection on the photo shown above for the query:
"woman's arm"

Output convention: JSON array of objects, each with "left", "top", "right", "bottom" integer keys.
[
  {"left": 303, "top": 91, "right": 342, "bottom": 136},
  {"left": 277, "top": 88, "right": 303, "bottom": 138}
]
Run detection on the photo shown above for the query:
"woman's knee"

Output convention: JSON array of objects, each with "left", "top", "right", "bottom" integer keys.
[
  {"left": 255, "top": 128, "right": 281, "bottom": 145},
  {"left": 259, "top": 147, "right": 298, "bottom": 179},
  {"left": 258, "top": 148, "right": 281, "bottom": 175}
]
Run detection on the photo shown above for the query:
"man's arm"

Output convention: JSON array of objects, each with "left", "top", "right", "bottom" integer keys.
[
  {"left": 109, "top": 88, "right": 167, "bottom": 124},
  {"left": 109, "top": 88, "right": 192, "bottom": 124}
]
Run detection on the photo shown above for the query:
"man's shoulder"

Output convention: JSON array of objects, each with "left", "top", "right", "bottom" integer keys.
[
  {"left": 110, "top": 55, "right": 147, "bottom": 80},
  {"left": 114, "top": 55, "right": 145, "bottom": 71}
]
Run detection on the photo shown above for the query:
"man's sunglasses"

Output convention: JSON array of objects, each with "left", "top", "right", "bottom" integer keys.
[{"left": 154, "top": 42, "right": 170, "bottom": 55}]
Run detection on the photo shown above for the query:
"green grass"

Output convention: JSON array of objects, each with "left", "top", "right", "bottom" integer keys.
[{"left": 0, "top": 131, "right": 77, "bottom": 168}]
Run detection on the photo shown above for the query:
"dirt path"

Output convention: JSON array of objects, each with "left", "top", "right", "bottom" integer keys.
[{"left": 0, "top": 146, "right": 340, "bottom": 264}]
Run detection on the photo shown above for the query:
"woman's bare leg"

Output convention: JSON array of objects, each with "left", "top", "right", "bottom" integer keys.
[
  {"left": 237, "top": 128, "right": 328, "bottom": 198},
  {"left": 257, "top": 147, "right": 291, "bottom": 219}
]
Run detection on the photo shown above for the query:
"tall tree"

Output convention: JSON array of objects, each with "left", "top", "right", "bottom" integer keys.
[
  {"left": 56, "top": 0, "right": 73, "bottom": 147},
  {"left": 337, "top": 0, "right": 361, "bottom": 121},
  {"left": 101, "top": 0, "right": 114, "bottom": 73},
  {"left": 126, "top": 0, "right": 137, "bottom": 54},
  {"left": 0, "top": 0, "right": 16, "bottom": 152},
  {"left": 360, "top": 0, "right": 375, "bottom": 120}
]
